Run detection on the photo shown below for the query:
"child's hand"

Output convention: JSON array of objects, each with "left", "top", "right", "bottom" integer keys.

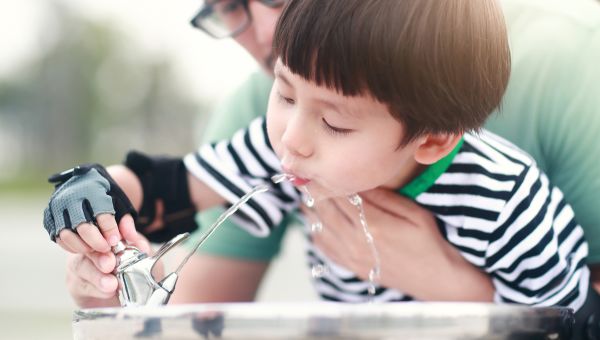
[
  {"left": 43, "top": 163, "right": 138, "bottom": 253},
  {"left": 56, "top": 214, "right": 137, "bottom": 254},
  {"left": 65, "top": 231, "right": 153, "bottom": 308}
]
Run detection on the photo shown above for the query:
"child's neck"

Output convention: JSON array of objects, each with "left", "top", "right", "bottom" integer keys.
[{"left": 380, "top": 159, "right": 427, "bottom": 190}]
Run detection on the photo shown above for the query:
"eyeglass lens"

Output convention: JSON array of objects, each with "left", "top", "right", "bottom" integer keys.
[{"left": 193, "top": 0, "right": 287, "bottom": 39}]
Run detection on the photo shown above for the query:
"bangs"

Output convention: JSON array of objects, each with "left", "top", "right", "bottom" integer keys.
[
  {"left": 273, "top": 0, "right": 380, "bottom": 98},
  {"left": 272, "top": 0, "right": 510, "bottom": 143}
]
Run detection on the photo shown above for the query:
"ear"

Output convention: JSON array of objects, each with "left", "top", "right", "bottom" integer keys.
[{"left": 414, "top": 133, "right": 462, "bottom": 165}]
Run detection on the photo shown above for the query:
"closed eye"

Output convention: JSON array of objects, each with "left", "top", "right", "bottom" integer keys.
[
  {"left": 322, "top": 118, "right": 352, "bottom": 136},
  {"left": 277, "top": 92, "right": 295, "bottom": 105}
]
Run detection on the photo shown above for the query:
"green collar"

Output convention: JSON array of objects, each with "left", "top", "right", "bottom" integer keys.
[{"left": 397, "top": 138, "right": 464, "bottom": 199}]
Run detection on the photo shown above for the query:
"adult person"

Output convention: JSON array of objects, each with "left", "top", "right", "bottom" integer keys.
[
  {"left": 179, "top": 0, "right": 600, "bottom": 301},
  {"left": 63, "top": 0, "right": 600, "bottom": 307}
]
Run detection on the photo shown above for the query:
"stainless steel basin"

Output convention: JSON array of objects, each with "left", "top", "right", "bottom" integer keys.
[{"left": 72, "top": 302, "right": 573, "bottom": 339}]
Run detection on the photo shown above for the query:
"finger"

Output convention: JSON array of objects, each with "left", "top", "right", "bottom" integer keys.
[
  {"left": 57, "top": 237, "right": 76, "bottom": 253},
  {"left": 67, "top": 255, "right": 118, "bottom": 298},
  {"left": 316, "top": 198, "right": 356, "bottom": 227},
  {"left": 118, "top": 214, "right": 152, "bottom": 254},
  {"left": 76, "top": 222, "right": 111, "bottom": 253},
  {"left": 118, "top": 214, "right": 139, "bottom": 244},
  {"left": 87, "top": 251, "right": 117, "bottom": 274},
  {"left": 59, "top": 229, "right": 92, "bottom": 254},
  {"left": 361, "top": 188, "right": 417, "bottom": 216},
  {"left": 95, "top": 213, "right": 121, "bottom": 246},
  {"left": 131, "top": 233, "right": 152, "bottom": 254},
  {"left": 312, "top": 218, "right": 361, "bottom": 272},
  {"left": 361, "top": 189, "right": 433, "bottom": 227},
  {"left": 300, "top": 205, "right": 319, "bottom": 224}
]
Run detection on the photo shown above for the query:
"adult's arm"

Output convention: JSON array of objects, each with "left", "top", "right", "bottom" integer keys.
[{"left": 169, "top": 255, "right": 269, "bottom": 303}]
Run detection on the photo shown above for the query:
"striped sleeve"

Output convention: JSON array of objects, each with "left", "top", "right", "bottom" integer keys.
[
  {"left": 485, "top": 165, "right": 589, "bottom": 311},
  {"left": 183, "top": 117, "right": 301, "bottom": 237}
]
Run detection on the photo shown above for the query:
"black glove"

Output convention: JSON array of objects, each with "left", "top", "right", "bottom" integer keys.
[
  {"left": 573, "top": 285, "right": 600, "bottom": 340},
  {"left": 124, "top": 151, "right": 198, "bottom": 243},
  {"left": 43, "top": 164, "right": 137, "bottom": 241}
]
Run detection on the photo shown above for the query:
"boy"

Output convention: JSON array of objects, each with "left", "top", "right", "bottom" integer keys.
[{"left": 44, "top": 0, "right": 590, "bottom": 314}]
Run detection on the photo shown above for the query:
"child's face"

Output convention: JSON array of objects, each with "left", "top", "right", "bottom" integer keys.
[{"left": 267, "top": 60, "right": 423, "bottom": 200}]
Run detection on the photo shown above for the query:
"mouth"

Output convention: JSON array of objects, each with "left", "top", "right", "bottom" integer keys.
[
  {"left": 281, "top": 167, "right": 311, "bottom": 186},
  {"left": 291, "top": 176, "right": 310, "bottom": 186}
]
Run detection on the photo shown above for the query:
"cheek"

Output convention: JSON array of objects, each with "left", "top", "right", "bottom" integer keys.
[
  {"left": 322, "top": 146, "right": 403, "bottom": 193},
  {"left": 266, "top": 105, "right": 285, "bottom": 155},
  {"left": 313, "top": 146, "right": 380, "bottom": 194}
]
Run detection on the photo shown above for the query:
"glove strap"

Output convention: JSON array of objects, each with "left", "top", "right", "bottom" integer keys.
[{"left": 124, "top": 151, "right": 198, "bottom": 243}]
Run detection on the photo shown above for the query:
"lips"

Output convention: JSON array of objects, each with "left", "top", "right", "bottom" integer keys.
[
  {"left": 291, "top": 176, "right": 310, "bottom": 186},
  {"left": 281, "top": 166, "right": 311, "bottom": 186}
]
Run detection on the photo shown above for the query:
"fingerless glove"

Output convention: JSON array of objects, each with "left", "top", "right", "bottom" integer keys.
[
  {"left": 43, "top": 164, "right": 137, "bottom": 241},
  {"left": 124, "top": 151, "right": 198, "bottom": 243}
]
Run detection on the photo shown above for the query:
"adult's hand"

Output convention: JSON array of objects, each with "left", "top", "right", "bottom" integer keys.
[
  {"left": 65, "top": 222, "right": 152, "bottom": 308},
  {"left": 303, "top": 188, "right": 494, "bottom": 301}
]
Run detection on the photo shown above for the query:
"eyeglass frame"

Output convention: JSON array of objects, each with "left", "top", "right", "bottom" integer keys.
[{"left": 190, "top": 0, "right": 287, "bottom": 39}]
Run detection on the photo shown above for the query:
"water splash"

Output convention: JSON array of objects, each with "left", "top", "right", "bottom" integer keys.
[
  {"left": 302, "top": 186, "right": 315, "bottom": 208},
  {"left": 297, "top": 183, "right": 327, "bottom": 276},
  {"left": 176, "top": 183, "right": 270, "bottom": 274},
  {"left": 273, "top": 173, "right": 327, "bottom": 276},
  {"left": 271, "top": 173, "right": 292, "bottom": 184},
  {"left": 348, "top": 193, "right": 381, "bottom": 299},
  {"left": 311, "top": 221, "right": 323, "bottom": 233},
  {"left": 311, "top": 263, "right": 328, "bottom": 278}
]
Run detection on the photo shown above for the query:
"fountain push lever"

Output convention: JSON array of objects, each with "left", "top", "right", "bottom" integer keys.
[{"left": 112, "top": 233, "right": 190, "bottom": 307}]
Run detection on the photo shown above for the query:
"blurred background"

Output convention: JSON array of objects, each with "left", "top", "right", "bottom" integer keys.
[{"left": 0, "top": 0, "right": 313, "bottom": 338}]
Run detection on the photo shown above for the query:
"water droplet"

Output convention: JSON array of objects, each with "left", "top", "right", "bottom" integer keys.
[
  {"left": 348, "top": 194, "right": 362, "bottom": 206},
  {"left": 311, "top": 264, "right": 328, "bottom": 278},
  {"left": 347, "top": 193, "right": 381, "bottom": 299},
  {"left": 271, "top": 173, "right": 295, "bottom": 184},
  {"left": 368, "top": 268, "right": 380, "bottom": 282},
  {"left": 271, "top": 174, "right": 287, "bottom": 184},
  {"left": 303, "top": 190, "right": 315, "bottom": 208},
  {"left": 311, "top": 221, "right": 323, "bottom": 233}
]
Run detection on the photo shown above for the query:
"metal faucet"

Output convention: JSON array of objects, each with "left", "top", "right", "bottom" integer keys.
[
  {"left": 112, "top": 233, "right": 190, "bottom": 307},
  {"left": 110, "top": 179, "right": 274, "bottom": 307}
]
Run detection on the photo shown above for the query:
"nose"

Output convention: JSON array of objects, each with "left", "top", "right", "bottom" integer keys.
[
  {"left": 280, "top": 114, "right": 313, "bottom": 159},
  {"left": 247, "top": 1, "right": 279, "bottom": 47}
]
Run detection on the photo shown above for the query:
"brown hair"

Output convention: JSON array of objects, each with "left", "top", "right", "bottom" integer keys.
[{"left": 273, "top": 0, "right": 511, "bottom": 144}]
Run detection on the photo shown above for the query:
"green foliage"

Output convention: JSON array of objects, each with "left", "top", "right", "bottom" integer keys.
[{"left": 0, "top": 1, "right": 210, "bottom": 186}]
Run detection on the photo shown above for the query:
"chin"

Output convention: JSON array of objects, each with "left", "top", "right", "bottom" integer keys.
[{"left": 306, "top": 182, "right": 355, "bottom": 201}]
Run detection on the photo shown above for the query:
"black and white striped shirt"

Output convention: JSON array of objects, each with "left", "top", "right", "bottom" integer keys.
[{"left": 184, "top": 117, "right": 589, "bottom": 311}]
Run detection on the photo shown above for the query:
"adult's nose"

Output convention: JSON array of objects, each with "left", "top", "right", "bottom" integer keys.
[{"left": 247, "top": 0, "right": 280, "bottom": 47}]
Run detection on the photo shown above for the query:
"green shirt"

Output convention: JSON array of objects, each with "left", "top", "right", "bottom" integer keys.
[
  {"left": 489, "top": 0, "right": 600, "bottom": 262},
  {"left": 188, "top": 71, "right": 290, "bottom": 260},
  {"left": 191, "top": 0, "right": 600, "bottom": 263}
]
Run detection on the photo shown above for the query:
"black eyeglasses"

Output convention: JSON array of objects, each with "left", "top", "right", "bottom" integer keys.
[{"left": 190, "top": 0, "right": 287, "bottom": 39}]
